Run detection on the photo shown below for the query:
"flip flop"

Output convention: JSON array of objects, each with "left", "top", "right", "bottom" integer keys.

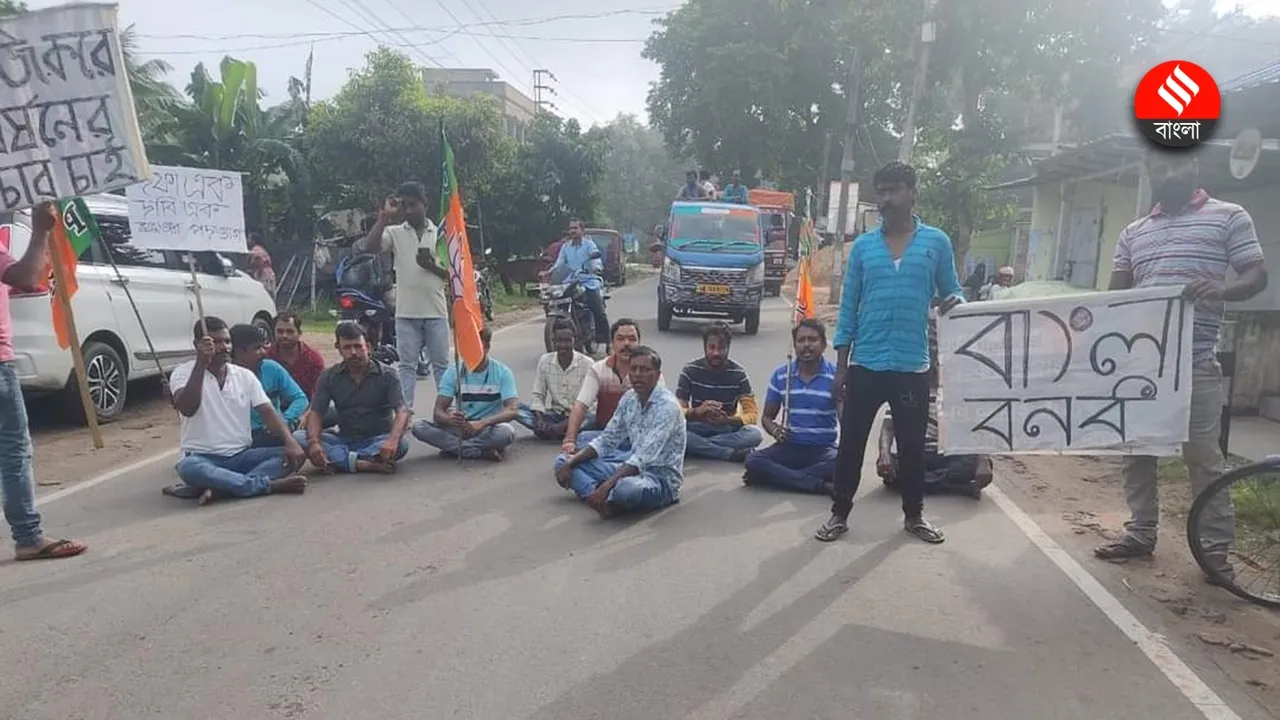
[{"left": 15, "top": 538, "right": 88, "bottom": 562}]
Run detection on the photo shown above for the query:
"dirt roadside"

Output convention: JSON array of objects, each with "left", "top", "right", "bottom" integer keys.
[{"left": 27, "top": 303, "right": 548, "bottom": 495}]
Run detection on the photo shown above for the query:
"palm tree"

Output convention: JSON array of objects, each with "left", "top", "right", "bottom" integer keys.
[{"left": 118, "top": 26, "right": 184, "bottom": 139}]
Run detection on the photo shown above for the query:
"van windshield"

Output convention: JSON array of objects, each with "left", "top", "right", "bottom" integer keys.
[{"left": 669, "top": 208, "right": 760, "bottom": 251}]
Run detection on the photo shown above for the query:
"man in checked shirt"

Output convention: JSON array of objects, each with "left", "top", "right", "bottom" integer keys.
[{"left": 518, "top": 319, "right": 595, "bottom": 441}]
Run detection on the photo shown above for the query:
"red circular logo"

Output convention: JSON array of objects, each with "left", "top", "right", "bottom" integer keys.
[{"left": 1134, "top": 61, "right": 1220, "bottom": 120}]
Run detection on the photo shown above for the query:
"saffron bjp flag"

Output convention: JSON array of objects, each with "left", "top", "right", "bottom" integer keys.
[
  {"left": 438, "top": 125, "right": 486, "bottom": 371},
  {"left": 50, "top": 199, "right": 99, "bottom": 349},
  {"left": 793, "top": 218, "right": 816, "bottom": 325}
]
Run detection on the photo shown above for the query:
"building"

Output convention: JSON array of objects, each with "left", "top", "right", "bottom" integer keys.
[
  {"left": 421, "top": 68, "right": 536, "bottom": 142},
  {"left": 983, "top": 59, "right": 1280, "bottom": 411}
]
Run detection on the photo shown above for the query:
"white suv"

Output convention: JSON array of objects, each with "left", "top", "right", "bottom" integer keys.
[{"left": 1, "top": 194, "right": 278, "bottom": 423}]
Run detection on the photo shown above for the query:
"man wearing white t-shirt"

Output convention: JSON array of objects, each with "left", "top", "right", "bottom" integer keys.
[
  {"left": 359, "top": 181, "right": 451, "bottom": 412},
  {"left": 168, "top": 316, "right": 308, "bottom": 505}
]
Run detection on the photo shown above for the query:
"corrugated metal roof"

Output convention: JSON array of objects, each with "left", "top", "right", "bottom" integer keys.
[{"left": 1220, "top": 58, "right": 1280, "bottom": 93}]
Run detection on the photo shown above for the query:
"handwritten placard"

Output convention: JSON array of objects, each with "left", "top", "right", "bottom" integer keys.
[
  {"left": 936, "top": 286, "right": 1194, "bottom": 455},
  {"left": 0, "top": 4, "right": 149, "bottom": 212},
  {"left": 125, "top": 165, "right": 246, "bottom": 253}
]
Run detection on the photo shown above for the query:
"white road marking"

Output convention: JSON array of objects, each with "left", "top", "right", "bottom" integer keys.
[
  {"left": 36, "top": 313, "right": 550, "bottom": 508},
  {"left": 987, "top": 485, "right": 1243, "bottom": 720}
]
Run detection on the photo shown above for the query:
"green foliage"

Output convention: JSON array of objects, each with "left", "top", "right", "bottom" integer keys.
[{"left": 594, "top": 114, "right": 687, "bottom": 235}]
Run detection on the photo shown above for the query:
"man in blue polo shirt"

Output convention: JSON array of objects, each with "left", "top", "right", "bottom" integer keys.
[
  {"left": 744, "top": 318, "right": 839, "bottom": 494},
  {"left": 816, "top": 161, "right": 965, "bottom": 545},
  {"left": 411, "top": 326, "right": 519, "bottom": 461}
]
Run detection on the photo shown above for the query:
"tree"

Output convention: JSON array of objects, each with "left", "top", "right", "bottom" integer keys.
[
  {"left": 305, "top": 48, "right": 512, "bottom": 212},
  {"left": 594, "top": 114, "right": 686, "bottom": 235}
]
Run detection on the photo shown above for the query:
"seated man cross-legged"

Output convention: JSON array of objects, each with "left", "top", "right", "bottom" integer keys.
[
  {"left": 411, "top": 326, "right": 519, "bottom": 461},
  {"left": 298, "top": 321, "right": 411, "bottom": 475},
  {"left": 230, "top": 323, "right": 308, "bottom": 448},
  {"left": 554, "top": 346, "right": 686, "bottom": 518},
  {"left": 518, "top": 319, "right": 594, "bottom": 440},
  {"left": 677, "top": 322, "right": 763, "bottom": 463},
  {"left": 167, "top": 316, "right": 308, "bottom": 505},
  {"left": 743, "top": 319, "right": 839, "bottom": 495}
]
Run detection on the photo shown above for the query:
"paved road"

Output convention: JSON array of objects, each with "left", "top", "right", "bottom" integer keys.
[{"left": 2, "top": 278, "right": 1270, "bottom": 720}]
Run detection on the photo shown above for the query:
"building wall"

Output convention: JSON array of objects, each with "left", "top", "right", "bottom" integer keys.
[
  {"left": 421, "top": 68, "right": 535, "bottom": 142},
  {"left": 1026, "top": 179, "right": 1138, "bottom": 288}
]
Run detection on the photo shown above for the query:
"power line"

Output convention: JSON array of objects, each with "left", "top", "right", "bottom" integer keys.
[
  {"left": 133, "top": 33, "right": 650, "bottom": 56},
  {"left": 335, "top": 0, "right": 448, "bottom": 67}
]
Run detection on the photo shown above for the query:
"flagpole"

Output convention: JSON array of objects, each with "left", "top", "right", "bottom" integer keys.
[
  {"left": 50, "top": 221, "right": 103, "bottom": 449},
  {"left": 96, "top": 236, "right": 168, "bottom": 392}
]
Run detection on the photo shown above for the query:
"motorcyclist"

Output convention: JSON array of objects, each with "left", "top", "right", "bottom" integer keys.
[{"left": 550, "top": 217, "right": 610, "bottom": 346}]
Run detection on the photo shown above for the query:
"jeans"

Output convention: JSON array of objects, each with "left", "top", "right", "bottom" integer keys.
[
  {"left": 516, "top": 405, "right": 595, "bottom": 440},
  {"left": 832, "top": 366, "right": 930, "bottom": 520},
  {"left": 581, "top": 288, "right": 610, "bottom": 343},
  {"left": 553, "top": 453, "right": 674, "bottom": 513},
  {"left": 294, "top": 431, "right": 409, "bottom": 473},
  {"left": 396, "top": 317, "right": 451, "bottom": 411},
  {"left": 685, "top": 421, "right": 764, "bottom": 460},
  {"left": 745, "top": 443, "right": 838, "bottom": 494},
  {"left": 411, "top": 419, "right": 516, "bottom": 459},
  {"left": 1122, "top": 360, "right": 1233, "bottom": 552},
  {"left": 575, "top": 429, "right": 630, "bottom": 461},
  {"left": 174, "top": 447, "right": 292, "bottom": 498},
  {"left": 0, "top": 361, "right": 43, "bottom": 548}
]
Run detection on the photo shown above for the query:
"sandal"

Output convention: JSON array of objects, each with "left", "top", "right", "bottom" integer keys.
[
  {"left": 814, "top": 515, "right": 848, "bottom": 542},
  {"left": 905, "top": 517, "right": 945, "bottom": 544},
  {"left": 15, "top": 538, "right": 88, "bottom": 561},
  {"left": 1093, "top": 537, "right": 1153, "bottom": 561}
]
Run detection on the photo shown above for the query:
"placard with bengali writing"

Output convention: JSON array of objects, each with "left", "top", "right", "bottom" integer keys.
[
  {"left": 0, "top": 4, "right": 149, "bottom": 212},
  {"left": 125, "top": 165, "right": 246, "bottom": 253},
  {"left": 936, "top": 286, "right": 1194, "bottom": 455}
]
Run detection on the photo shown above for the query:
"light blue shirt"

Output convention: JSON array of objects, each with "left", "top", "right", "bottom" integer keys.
[
  {"left": 551, "top": 237, "right": 603, "bottom": 291},
  {"left": 833, "top": 218, "right": 964, "bottom": 373},
  {"left": 589, "top": 385, "right": 686, "bottom": 499},
  {"left": 438, "top": 358, "right": 519, "bottom": 421},
  {"left": 720, "top": 183, "right": 749, "bottom": 204},
  {"left": 251, "top": 359, "right": 308, "bottom": 432}
]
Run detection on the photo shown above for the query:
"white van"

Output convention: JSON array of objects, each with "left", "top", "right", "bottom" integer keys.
[{"left": 1, "top": 194, "right": 278, "bottom": 423}]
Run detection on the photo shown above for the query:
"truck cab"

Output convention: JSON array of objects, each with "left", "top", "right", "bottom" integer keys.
[
  {"left": 656, "top": 201, "right": 765, "bottom": 335},
  {"left": 748, "top": 188, "right": 796, "bottom": 296}
]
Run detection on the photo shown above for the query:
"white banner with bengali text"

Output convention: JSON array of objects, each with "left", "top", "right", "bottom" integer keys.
[
  {"left": 937, "top": 286, "right": 1194, "bottom": 455},
  {"left": 125, "top": 165, "right": 247, "bottom": 253},
  {"left": 0, "top": 4, "right": 149, "bottom": 212}
]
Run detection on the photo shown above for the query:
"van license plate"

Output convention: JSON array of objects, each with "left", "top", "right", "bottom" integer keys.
[{"left": 696, "top": 283, "right": 731, "bottom": 295}]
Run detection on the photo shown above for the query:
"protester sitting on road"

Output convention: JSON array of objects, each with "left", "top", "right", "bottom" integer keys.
[
  {"left": 561, "top": 318, "right": 664, "bottom": 456},
  {"left": 166, "top": 316, "right": 307, "bottom": 505},
  {"left": 1, "top": 201, "right": 88, "bottom": 560},
  {"left": 720, "top": 170, "right": 750, "bottom": 204},
  {"left": 554, "top": 346, "right": 685, "bottom": 518},
  {"left": 228, "top": 323, "right": 309, "bottom": 448},
  {"left": 876, "top": 310, "right": 991, "bottom": 499},
  {"left": 411, "top": 326, "right": 519, "bottom": 461},
  {"left": 298, "top": 321, "right": 411, "bottom": 475},
  {"left": 743, "top": 319, "right": 839, "bottom": 496},
  {"left": 677, "top": 322, "right": 762, "bottom": 463},
  {"left": 518, "top": 319, "right": 595, "bottom": 440},
  {"left": 267, "top": 311, "right": 326, "bottom": 399}
]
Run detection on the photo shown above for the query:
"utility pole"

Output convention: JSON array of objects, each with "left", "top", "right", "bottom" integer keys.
[
  {"left": 817, "top": 131, "right": 833, "bottom": 229},
  {"left": 533, "top": 69, "right": 558, "bottom": 114},
  {"left": 897, "top": 0, "right": 937, "bottom": 163},
  {"left": 828, "top": 47, "right": 861, "bottom": 306}
]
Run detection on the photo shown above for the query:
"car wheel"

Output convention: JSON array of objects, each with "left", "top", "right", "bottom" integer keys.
[
  {"left": 744, "top": 310, "right": 761, "bottom": 335},
  {"left": 657, "top": 301, "right": 672, "bottom": 332},
  {"left": 253, "top": 314, "right": 274, "bottom": 342},
  {"left": 64, "top": 340, "right": 127, "bottom": 424}
]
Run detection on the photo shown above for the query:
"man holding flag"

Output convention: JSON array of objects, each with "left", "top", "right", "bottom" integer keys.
[{"left": 1, "top": 202, "right": 88, "bottom": 561}]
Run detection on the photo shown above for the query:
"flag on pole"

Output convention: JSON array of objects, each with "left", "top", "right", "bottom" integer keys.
[
  {"left": 50, "top": 199, "right": 99, "bottom": 350},
  {"left": 438, "top": 123, "right": 486, "bottom": 371},
  {"left": 793, "top": 218, "right": 816, "bottom": 326}
]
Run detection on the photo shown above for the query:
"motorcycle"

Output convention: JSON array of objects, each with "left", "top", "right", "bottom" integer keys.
[
  {"left": 335, "top": 252, "right": 400, "bottom": 367},
  {"left": 475, "top": 247, "right": 495, "bottom": 322},
  {"left": 540, "top": 261, "right": 608, "bottom": 356}
]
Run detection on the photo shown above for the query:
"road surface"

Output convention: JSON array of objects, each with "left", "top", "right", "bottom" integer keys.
[{"left": 2, "top": 278, "right": 1270, "bottom": 720}]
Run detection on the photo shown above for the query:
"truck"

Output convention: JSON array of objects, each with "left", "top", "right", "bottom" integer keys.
[
  {"left": 656, "top": 201, "right": 765, "bottom": 335},
  {"left": 748, "top": 188, "right": 796, "bottom": 296}
]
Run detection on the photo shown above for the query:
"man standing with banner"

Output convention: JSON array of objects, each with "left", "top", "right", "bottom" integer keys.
[{"left": 1, "top": 203, "right": 89, "bottom": 561}]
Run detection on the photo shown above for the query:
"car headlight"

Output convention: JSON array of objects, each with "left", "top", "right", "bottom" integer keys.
[
  {"left": 747, "top": 262, "right": 764, "bottom": 284},
  {"left": 662, "top": 257, "right": 681, "bottom": 282}
]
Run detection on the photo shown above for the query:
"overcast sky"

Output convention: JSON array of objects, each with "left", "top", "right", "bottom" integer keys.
[{"left": 24, "top": 0, "right": 1280, "bottom": 127}]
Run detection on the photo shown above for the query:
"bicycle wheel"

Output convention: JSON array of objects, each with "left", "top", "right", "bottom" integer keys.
[{"left": 1186, "top": 458, "right": 1280, "bottom": 608}]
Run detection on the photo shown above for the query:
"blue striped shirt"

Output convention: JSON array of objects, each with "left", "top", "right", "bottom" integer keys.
[
  {"left": 765, "top": 358, "right": 838, "bottom": 447},
  {"left": 833, "top": 219, "right": 964, "bottom": 372}
]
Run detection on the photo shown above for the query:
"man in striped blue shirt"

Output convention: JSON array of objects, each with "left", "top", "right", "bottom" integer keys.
[
  {"left": 816, "top": 161, "right": 965, "bottom": 544},
  {"left": 743, "top": 319, "right": 839, "bottom": 495}
]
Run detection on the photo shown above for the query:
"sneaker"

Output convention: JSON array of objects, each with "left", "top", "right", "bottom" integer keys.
[
  {"left": 1093, "top": 537, "right": 1154, "bottom": 561},
  {"left": 905, "top": 516, "right": 945, "bottom": 544}
]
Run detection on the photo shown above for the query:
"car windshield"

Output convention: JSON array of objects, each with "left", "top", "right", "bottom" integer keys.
[{"left": 669, "top": 208, "right": 759, "bottom": 248}]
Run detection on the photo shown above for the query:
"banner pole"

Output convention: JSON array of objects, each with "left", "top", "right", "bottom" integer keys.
[
  {"left": 187, "top": 253, "right": 208, "bottom": 336},
  {"left": 49, "top": 223, "right": 103, "bottom": 449},
  {"left": 98, "top": 237, "right": 167, "bottom": 391}
]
